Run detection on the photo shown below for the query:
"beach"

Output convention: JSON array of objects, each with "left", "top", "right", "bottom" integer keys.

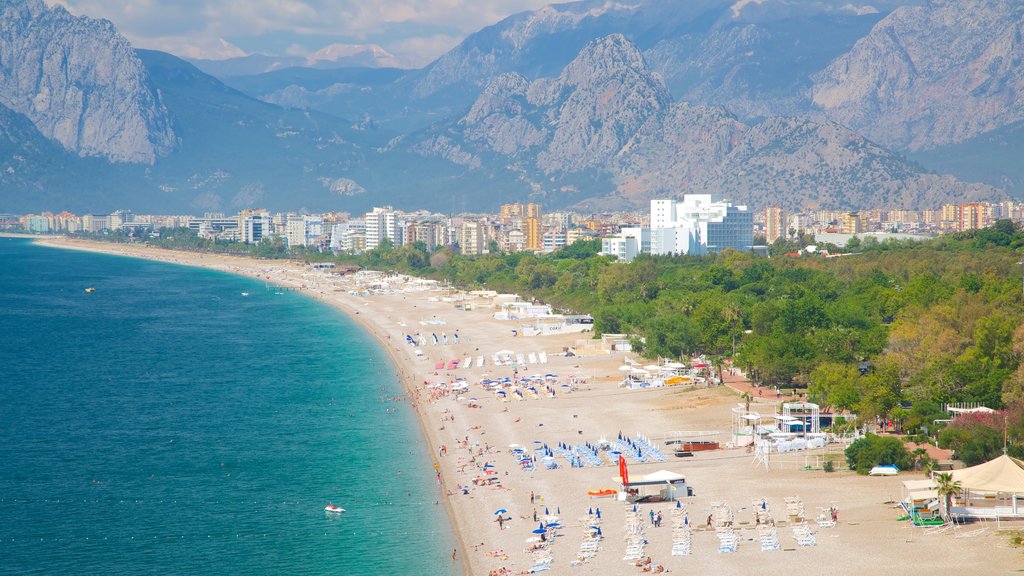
[{"left": 35, "top": 237, "right": 1022, "bottom": 575}]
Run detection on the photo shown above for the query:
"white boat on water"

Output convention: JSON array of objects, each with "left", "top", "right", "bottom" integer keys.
[
  {"left": 324, "top": 504, "right": 346, "bottom": 513},
  {"left": 241, "top": 292, "right": 250, "bottom": 296}
]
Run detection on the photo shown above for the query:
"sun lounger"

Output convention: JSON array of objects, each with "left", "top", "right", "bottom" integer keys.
[
  {"left": 463, "top": 357, "right": 472, "bottom": 369},
  {"left": 476, "top": 356, "right": 484, "bottom": 368},
  {"left": 528, "top": 352, "right": 538, "bottom": 364},
  {"left": 539, "top": 352, "right": 548, "bottom": 364},
  {"left": 517, "top": 353, "right": 526, "bottom": 365}
]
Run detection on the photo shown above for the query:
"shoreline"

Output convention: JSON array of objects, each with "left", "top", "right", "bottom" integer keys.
[
  {"left": 27, "top": 236, "right": 472, "bottom": 575},
  {"left": 27, "top": 236, "right": 1023, "bottom": 575}
]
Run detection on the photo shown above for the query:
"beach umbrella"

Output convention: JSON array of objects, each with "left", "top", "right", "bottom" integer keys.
[
  {"left": 684, "top": 515, "right": 689, "bottom": 526},
  {"left": 596, "top": 508, "right": 601, "bottom": 519},
  {"left": 557, "top": 507, "right": 561, "bottom": 514},
  {"left": 494, "top": 509, "right": 508, "bottom": 515},
  {"left": 676, "top": 500, "right": 682, "bottom": 509},
  {"left": 588, "top": 507, "right": 593, "bottom": 515},
  {"left": 538, "top": 522, "right": 545, "bottom": 530},
  {"left": 633, "top": 504, "right": 637, "bottom": 513},
  {"left": 532, "top": 528, "right": 547, "bottom": 534},
  {"left": 544, "top": 507, "right": 549, "bottom": 515}
]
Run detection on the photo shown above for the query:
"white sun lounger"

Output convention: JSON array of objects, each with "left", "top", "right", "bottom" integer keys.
[
  {"left": 476, "top": 356, "right": 484, "bottom": 368},
  {"left": 528, "top": 352, "right": 538, "bottom": 364},
  {"left": 539, "top": 352, "right": 548, "bottom": 364}
]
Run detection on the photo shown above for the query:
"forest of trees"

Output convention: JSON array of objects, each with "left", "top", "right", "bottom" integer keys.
[{"left": 87, "top": 220, "right": 1024, "bottom": 462}]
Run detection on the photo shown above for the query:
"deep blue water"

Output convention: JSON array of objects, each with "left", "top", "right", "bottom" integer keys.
[{"left": 0, "top": 238, "right": 458, "bottom": 575}]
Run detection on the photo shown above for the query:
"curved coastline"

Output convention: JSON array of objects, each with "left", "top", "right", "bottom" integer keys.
[
  {"left": 32, "top": 236, "right": 470, "bottom": 575},
  {"left": 27, "top": 235, "right": 1024, "bottom": 576}
]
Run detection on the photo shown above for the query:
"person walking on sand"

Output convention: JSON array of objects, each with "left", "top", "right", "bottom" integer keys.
[{"left": 649, "top": 509, "right": 655, "bottom": 525}]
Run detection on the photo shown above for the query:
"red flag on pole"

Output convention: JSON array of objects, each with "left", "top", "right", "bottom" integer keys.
[{"left": 618, "top": 454, "right": 629, "bottom": 485}]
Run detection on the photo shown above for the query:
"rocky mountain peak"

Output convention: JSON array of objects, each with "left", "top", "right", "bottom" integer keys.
[
  {"left": 0, "top": 0, "right": 175, "bottom": 163},
  {"left": 812, "top": 0, "right": 1024, "bottom": 151}
]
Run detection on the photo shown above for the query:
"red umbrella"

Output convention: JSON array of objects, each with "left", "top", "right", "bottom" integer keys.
[{"left": 618, "top": 454, "right": 629, "bottom": 485}]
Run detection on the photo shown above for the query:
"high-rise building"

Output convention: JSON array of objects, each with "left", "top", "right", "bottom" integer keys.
[
  {"left": 764, "top": 205, "right": 786, "bottom": 244},
  {"left": 843, "top": 212, "right": 864, "bottom": 234},
  {"left": 649, "top": 195, "right": 753, "bottom": 256},
  {"left": 240, "top": 211, "right": 272, "bottom": 244},
  {"left": 459, "top": 221, "right": 484, "bottom": 255},
  {"left": 524, "top": 217, "right": 541, "bottom": 251},
  {"left": 364, "top": 207, "right": 402, "bottom": 250},
  {"left": 958, "top": 203, "right": 989, "bottom": 232}
]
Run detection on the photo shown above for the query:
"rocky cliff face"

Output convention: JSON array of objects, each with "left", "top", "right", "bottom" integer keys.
[
  {"left": 0, "top": 0, "right": 175, "bottom": 163},
  {"left": 812, "top": 0, "right": 1024, "bottom": 151},
  {"left": 407, "top": 33, "right": 1001, "bottom": 211}
]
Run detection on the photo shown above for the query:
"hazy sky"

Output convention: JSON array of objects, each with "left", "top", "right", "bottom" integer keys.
[{"left": 46, "top": 0, "right": 554, "bottom": 65}]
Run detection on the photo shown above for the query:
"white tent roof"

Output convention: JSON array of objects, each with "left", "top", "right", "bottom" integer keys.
[
  {"left": 902, "top": 479, "right": 937, "bottom": 492},
  {"left": 908, "top": 489, "right": 938, "bottom": 501},
  {"left": 642, "top": 470, "right": 685, "bottom": 483},
  {"left": 949, "top": 454, "right": 1024, "bottom": 493},
  {"left": 613, "top": 469, "right": 686, "bottom": 486}
]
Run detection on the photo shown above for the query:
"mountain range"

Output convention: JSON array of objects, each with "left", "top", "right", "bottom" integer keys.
[{"left": 0, "top": 0, "right": 1019, "bottom": 214}]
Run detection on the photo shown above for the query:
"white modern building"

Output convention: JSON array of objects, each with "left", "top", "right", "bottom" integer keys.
[
  {"left": 241, "top": 211, "right": 272, "bottom": 244},
  {"left": 602, "top": 196, "right": 752, "bottom": 262},
  {"left": 364, "top": 207, "right": 403, "bottom": 250},
  {"left": 601, "top": 227, "right": 650, "bottom": 263},
  {"left": 650, "top": 195, "right": 752, "bottom": 256}
]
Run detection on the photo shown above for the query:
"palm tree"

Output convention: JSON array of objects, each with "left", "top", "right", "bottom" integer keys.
[{"left": 935, "top": 472, "right": 962, "bottom": 522}]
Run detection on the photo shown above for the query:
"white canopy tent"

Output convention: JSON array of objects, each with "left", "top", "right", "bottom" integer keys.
[{"left": 948, "top": 454, "right": 1024, "bottom": 519}]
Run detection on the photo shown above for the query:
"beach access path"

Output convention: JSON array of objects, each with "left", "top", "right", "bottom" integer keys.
[{"left": 35, "top": 237, "right": 1023, "bottom": 576}]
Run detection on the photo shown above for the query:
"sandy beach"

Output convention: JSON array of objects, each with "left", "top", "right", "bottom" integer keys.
[{"left": 33, "top": 237, "right": 1022, "bottom": 575}]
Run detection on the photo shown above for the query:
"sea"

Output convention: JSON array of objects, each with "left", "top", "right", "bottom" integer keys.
[{"left": 0, "top": 237, "right": 459, "bottom": 576}]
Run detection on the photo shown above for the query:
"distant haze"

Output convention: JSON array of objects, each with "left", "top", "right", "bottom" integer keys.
[{"left": 45, "top": 0, "right": 554, "bottom": 66}]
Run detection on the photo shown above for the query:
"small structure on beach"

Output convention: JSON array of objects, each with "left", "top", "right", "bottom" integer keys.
[
  {"left": 614, "top": 470, "right": 690, "bottom": 503},
  {"left": 948, "top": 454, "right": 1024, "bottom": 521}
]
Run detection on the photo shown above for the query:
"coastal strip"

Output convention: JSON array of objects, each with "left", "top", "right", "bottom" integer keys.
[{"left": 31, "top": 237, "right": 1023, "bottom": 576}]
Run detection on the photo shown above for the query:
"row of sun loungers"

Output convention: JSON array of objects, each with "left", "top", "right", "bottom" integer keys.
[
  {"left": 573, "top": 510, "right": 603, "bottom": 565},
  {"left": 753, "top": 499, "right": 780, "bottom": 551},
  {"left": 670, "top": 505, "right": 692, "bottom": 556},
  {"left": 622, "top": 504, "right": 648, "bottom": 562},
  {"left": 491, "top": 352, "right": 550, "bottom": 366},
  {"left": 792, "top": 523, "right": 816, "bottom": 546}
]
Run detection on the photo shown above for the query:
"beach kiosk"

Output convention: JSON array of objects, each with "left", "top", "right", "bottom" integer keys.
[{"left": 615, "top": 470, "right": 690, "bottom": 503}]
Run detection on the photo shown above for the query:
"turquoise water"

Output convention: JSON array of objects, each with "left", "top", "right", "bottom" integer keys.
[{"left": 0, "top": 238, "right": 458, "bottom": 575}]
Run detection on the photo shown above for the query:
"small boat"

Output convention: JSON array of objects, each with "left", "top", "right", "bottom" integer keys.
[
  {"left": 241, "top": 292, "right": 250, "bottom": 297},
  {"left": 85, "top": 287, "right": 96, "bottom": 293},
  {"left": 324, "top": 504, "right": 346, "bottom": 513}
]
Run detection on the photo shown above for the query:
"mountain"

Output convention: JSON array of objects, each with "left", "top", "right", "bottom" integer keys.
[
  {"left": 0, "top": 0, "right": 175, "bottom": 163},
  {"left": 405, "top": 34, "right": 1001, "bottom": 211},
  {"left": 812, "top": 0, "right": 1024, "bottom": 151},
  {"left": 0, "top": 0, "right": 1013, "bottom": 214}
]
